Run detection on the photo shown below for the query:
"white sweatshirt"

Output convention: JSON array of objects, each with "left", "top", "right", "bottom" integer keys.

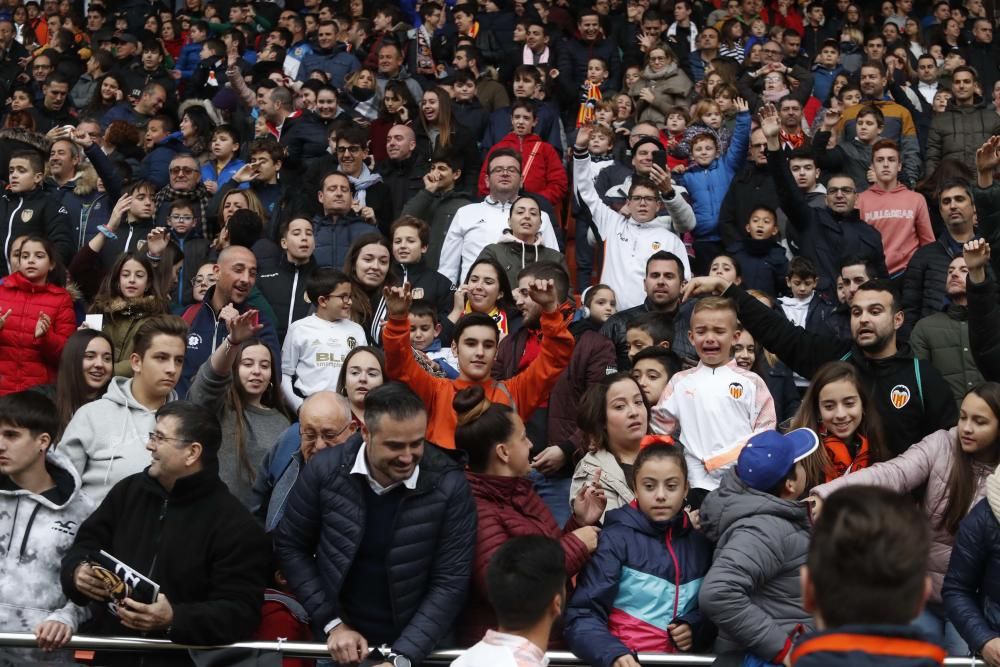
[
  {"left": 280, "top": 314, "right": 367, "bottom": 409},
  {"left": 574, "top": 155, "right": 694, "bottom": 310},
  {"left": 652, "top": 360, "right": 777, "bottom": 491},
  {"left": 437, "top": 196, "right": 560, "bottom": 285}
]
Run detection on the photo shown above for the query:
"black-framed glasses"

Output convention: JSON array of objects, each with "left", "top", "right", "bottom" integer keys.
[
  {"left": 629, "top": 195, "right": 659, "bottom": 204},
  {"left": 148, "top": 431, "right": 193, "bottom": 446},
  {"left": 336, "top": 145, "right": 363, "bottom": 155},
  {"left": 325, "top": 291, "right": 353, "bottom": 303},
  {"left": 828, "top": 186, "right": 856, "bottom": 195}
]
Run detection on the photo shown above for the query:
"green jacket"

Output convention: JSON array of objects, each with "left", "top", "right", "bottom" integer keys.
[
  {"left": 909, "top": 305, "right": 983, "bottom": 406},
  {"left": 477, "top": 235, "right": 568, "bottom": 289}
]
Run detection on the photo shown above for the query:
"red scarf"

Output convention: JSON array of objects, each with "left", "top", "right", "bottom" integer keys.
[{"left": 822, "top": 432, "right": 871, "bottom": 482}]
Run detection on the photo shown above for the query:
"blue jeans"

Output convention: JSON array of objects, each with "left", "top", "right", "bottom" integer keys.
[
  {"left": 529, "top": 470, "right": 573, "bottom": 527},
  {"left": 912, "top": 602, "right": 969, "bottom": 656}
]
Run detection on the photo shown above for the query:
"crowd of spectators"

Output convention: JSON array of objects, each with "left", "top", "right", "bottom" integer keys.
[{"left": 5, "top": 0, "right": 1000, "bottom": 665}]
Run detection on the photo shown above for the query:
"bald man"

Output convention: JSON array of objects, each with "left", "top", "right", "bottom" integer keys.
[
  {"left": 251, "top": 392, "right": 358, "bottom": 531},
  {"left": 179, "top": 246, "right": 282, "bottom": 395},
  {"left": 378, "top": 123, "right": 429, "bottom": 219}
]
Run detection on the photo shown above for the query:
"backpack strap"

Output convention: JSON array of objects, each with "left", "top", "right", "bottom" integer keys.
[
  {"left": 839, "top": 351, "right": 852, "bottom": 362},
  {"left": 914, "top": 357, "right": 924, "bottom": 409}
]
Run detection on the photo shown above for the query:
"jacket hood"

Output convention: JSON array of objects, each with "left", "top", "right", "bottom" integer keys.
[
  {"left": 866, "top": 183, "right": 909, "bottom": 194},
  {"left": 987, "top": 467, "right": 1000, "bottom": 522},
  {"left": 70, "top": 161, "right": 99, "bottom": 196},
  {"left": 641, "top": 62, "right": 679, "bottom": 80},
  {"left": 0, "top": 127, "right": 52, "bottom": 155},
  {"left": 92, "top": 293, "right": 168, "bottom": 318},
  {"left": 103, "top": 376, "right": 176, "bottom": 411},
  {"left": 700, "top": 468, "right": 811, "bottom": 542},
  {"left": 0, "top": 449, "right": 82, "bottom": 510},
  {"left": 467, "top": 472, "right": 536, "bottom": 507},
  {"left": 3, "top": 270, "right": 65, "bottom": 294}
]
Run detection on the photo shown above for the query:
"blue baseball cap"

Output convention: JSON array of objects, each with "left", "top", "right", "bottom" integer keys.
[{"left": 736, "top": 428, "right": 819, "bottom": 492}]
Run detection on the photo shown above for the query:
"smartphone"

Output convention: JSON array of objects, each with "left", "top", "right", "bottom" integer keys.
[{"left": 652, "top": 150, "right": 667, "bottom": 170}]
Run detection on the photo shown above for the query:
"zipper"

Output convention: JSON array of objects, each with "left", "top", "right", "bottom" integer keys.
[
  {"left": 147, "top": 497, "right": 169, "bottom": 581},
  {"left": 4, "top": 197, "right": 23, "bottom": 272},
  {"left": 665, "top": 523, "right": 682, "bottom": 645},
  {"left": 287, "top": 267, "right": 299, "bottom": 333}
]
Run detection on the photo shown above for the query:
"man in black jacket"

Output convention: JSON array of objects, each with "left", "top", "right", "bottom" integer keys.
[
  {"left": 685, "top": 275, "right": 957, "bottom": 456},
  {"left": 762, "top": 104, "right": 887, "bottom": 298},
  {"left": 902, "top": 179, "right": 977, "bottom": 327},
  {"left": 60, "top": 401, "right": 271, "bottom": 665},
  {"left": 601, "top": 250, "right": 695, "bottom": 369},
  {"left": 378, "top": 124, "right": 429, "bottom": 220},
  {"left": 275, "top": 382, "right": 475, "bottom": 667}
]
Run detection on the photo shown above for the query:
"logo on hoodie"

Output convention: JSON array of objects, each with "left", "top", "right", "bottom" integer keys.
[
  {"left": 52, "top": 520, "right": 77, "bottom": 535},
  {"left": 890, "top": 384, "right": 911, "bottom": 409},
  {"left": 187, "top": 333, "right": 202, "bottom": 348},
  {"left": 728, "top": 382, "right": 744, "bottom": 400},
  {"left": 20, "top": 209, "right": 32, "bottom": 222}
]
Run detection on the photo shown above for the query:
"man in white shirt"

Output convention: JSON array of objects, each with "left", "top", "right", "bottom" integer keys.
[
  {"left": 916, "top": 53, "right": 940, "bottom": 104},
  {"left": 452, "top": 536, "right": 565, "bottom": 667},
  {"left": 438, "top": 149, "right": 560, "bottom": 285}
]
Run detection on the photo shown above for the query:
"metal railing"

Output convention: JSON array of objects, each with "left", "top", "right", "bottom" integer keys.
[{"left": 0, "top": 632, "right": 987, "bottom": 665}]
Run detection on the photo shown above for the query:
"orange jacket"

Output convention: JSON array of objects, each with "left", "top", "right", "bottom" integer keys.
[{"left": 383, "top": 310, "right": 574, "bottom": 448}]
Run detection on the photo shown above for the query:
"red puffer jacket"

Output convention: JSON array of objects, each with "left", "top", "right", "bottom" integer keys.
[
  {"left": 457, "top": 472, "right": 592, "bottom": 647},
  {"left": 478, "top": 132, "right": 569, "bottom": 209},
  {"left": 0, "top": 271, "right": 75, "bottom": 394}
]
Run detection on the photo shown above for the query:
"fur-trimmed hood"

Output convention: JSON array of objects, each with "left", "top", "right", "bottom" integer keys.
[
  {"left": 70, "top": 162, "right": 98, "bottom": 196},
  {"left": 0, "top": 127, "right": 52, "bottom": 155},
  {"left": 92, "top": 293, "right": 167, "bottom": 318}
]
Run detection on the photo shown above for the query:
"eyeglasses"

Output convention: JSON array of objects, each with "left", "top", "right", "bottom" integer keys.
[
  {"left": 629, "top": 195, "right": 659, "bottom": 204},
  {"left": 828, "top": 186, "right": 856, "bottom": 194},
  {"left": 192, "top": 275, "right": 217, "bottom": 287},
  {"left": 336, "top": 145, "right": 363, "bottom": 155},
  {"left": 148, "top": 431, "right": 192, "bottom": 446},
  {"left": 301, "top": 421, "right": 355, "bottom": 445},
  {"left": 490, "top": 166, "right": 521, "bottom": 175},
  {"left": 33, "top": 63, "right": 52, "bottom": 70},
  {"left": 170, "top": 214, "right": 194, "bottom": 222},
  {"left": 169, "top": 166, "right": 197, "bottom": 175},
  {"left": 325, "top": 292, "right": 353, "bottom": 302}
]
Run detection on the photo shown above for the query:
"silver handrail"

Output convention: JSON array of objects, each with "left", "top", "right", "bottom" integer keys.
[{"left": 0, "top": 632, "right": 985, "bottom": 665}]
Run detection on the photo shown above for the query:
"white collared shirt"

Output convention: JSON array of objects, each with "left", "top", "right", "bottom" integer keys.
[{"left": 349, "top": 442, "right": 420, "bottom": 495}]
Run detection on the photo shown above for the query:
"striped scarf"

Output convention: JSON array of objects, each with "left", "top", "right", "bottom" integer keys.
[
  {"left": 577, "top": 82, "right": 602, "bottom": 128},
  {"left": 154, "top": 182, "right": 213, "bottom": 238}
]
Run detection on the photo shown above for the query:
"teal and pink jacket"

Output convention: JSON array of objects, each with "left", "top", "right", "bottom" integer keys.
[{"left": 563, "top": 503, "right": 715, "bottom": 667}]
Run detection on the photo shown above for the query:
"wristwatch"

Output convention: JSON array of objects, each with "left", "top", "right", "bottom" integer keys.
[{"left": 389, "top": 653, "right": 411, "bottom": 667}]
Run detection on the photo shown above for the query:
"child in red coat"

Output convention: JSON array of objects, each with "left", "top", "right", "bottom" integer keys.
[{"left": 0, "top": 236, "right": 76, "bottom": 394}]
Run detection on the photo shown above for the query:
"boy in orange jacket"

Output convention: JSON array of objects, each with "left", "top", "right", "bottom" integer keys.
[{"left": 382, "top": 279, "right": 574, "bottom": 449}]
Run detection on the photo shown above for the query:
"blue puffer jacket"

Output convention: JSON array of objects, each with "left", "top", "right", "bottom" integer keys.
[
  {"left": 678, "top": 111, "right": 751, "bottom": 242},
  {"left": 564, "top": 504, "right": 715, "bottom": 667},
  {"left": 177, "top": 42, "right": 203, "bottom": 79},
  {"left": 312, "top": 212, "right": 372, "bottom": 269},
  {"left": 274, "top": 437, "right": 476, "bottom": 663},
  {"left": 943, "top": 481, "right": 1000, "bottom": 653}
]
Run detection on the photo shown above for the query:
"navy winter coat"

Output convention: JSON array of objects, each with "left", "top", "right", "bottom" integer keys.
[
  {"left": 943, "top": 494, "right": 1000, "bottom": 653},
  {"left": 274, "top": 437, "right": 476, "bottom": 663},
  {"left": 312, "top": 212, "right": 372, "bottom": 270}
]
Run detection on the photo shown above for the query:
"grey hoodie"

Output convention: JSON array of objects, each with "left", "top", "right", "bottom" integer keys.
[
  {"left": 0, "top": 451, "right": 94, "bottom": 647},
  {"left": 698, "top": 469, "right": 814, "bottom": 660},
  {"left": 57, "top": 377, "right": 177, "bottom": 503}
]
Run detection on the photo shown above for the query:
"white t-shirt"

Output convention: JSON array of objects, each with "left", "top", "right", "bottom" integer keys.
[{"left": 280, "top": 314, "right": 367, "bottom": 408}]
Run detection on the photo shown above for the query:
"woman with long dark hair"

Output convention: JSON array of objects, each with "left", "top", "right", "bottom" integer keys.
[
  {"left": 83, "top": 73, "right": 125, "bottom": 120},
  {"left": 53, "top": 329, "right": 114, "bottom": 434},
  {"left": 179, "top": 105, "right": 215, "bottom": 164},
  {"left": 188, "top": 307, "right": 292, "bottom": 507},
  {"left": 790, "top": 360, "right": 889, "bottom": 488},
  {"left": 446, "top": 256, "right": 520, "bottom": 339},
  {"left": 417, "top": 86, "right": 481, "bottom": 192},
  {"left": 811, "top": 383, "right": 1000, "bottom": 656},
  {"left": 343, "top": 233, "right": 395, "bottom": 343}
]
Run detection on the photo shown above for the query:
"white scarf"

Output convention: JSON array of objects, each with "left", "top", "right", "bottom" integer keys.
[{"left": 523, "top": 44, "right": 550, "bottom": 65}]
